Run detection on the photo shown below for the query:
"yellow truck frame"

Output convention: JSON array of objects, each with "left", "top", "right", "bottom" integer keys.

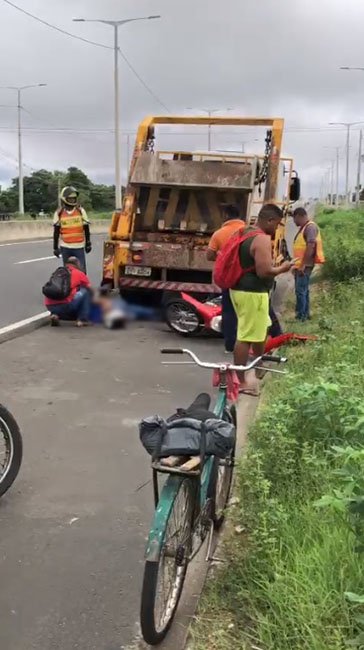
[{"left": 102, "top": 115, "right": 299, "bottom": 295}]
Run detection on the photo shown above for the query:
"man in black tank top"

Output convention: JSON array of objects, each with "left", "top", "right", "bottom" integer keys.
[{"left": 230, "top": 204, "right": 294, "bottom": 395}]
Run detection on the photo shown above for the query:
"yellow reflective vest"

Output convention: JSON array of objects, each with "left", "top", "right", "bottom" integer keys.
[{"left": 293, "top": 221, "right": 325, "bottom": 268}]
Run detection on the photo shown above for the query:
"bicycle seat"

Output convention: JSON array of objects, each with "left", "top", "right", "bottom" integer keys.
[{"left": 167, "top": 392, "right": 214, "bottom": 423}]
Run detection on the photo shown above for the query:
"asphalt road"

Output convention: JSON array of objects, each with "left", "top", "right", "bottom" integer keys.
[
  {"left": 0, "top": 235, "right": 105, "bottom": 328},
  {"left": 0, "top": 324, "right": 230, "bottom": 650}
]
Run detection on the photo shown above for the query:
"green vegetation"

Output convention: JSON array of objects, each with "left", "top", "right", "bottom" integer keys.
[
  {"left": 192, "top": 209, "right": 364, "bottom": 650},
  {"left": 0, "top": 166, "right": 121, "bottom": 215}
]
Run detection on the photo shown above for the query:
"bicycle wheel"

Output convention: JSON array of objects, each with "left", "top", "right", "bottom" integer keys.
[
  {"left": 211, "top": 404, "right": 237, "bottom": 529},
  {"left": 0, "top": 404, "right": 23, "bottom": 498},
  {"left": 140, "top": 478, "right": 195, "bottom": 645}
]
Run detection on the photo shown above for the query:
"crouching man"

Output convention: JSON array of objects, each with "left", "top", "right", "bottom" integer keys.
[{"left": 44, "top": 257, "right": 91, "bottom": 327}]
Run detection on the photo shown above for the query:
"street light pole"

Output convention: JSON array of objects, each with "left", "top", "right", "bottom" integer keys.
[
  {"left": 186, "top": 107, "right": 233, "bottom": 151},
  {"left": 356, "top": 129, "right": 362, "bottom": 209},
  {"left": 16, "top": 89, "right": 23, "bottom": 215},
  {"left": 113, "top": 24, "right": 121, "bottom": 209},
  {"left": 73, "top": 15, "right": 160, "bottom": 210},
  {"left": 329, "top": 121, "right": 364, "bottom": 208},
  {"left": 0, "top": 84, "right": 47, "bottom": 214}
]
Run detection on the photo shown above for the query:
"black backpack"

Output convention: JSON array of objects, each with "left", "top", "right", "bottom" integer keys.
[{"left": 42, "top": 267, "right": 71, "bottom": 300}]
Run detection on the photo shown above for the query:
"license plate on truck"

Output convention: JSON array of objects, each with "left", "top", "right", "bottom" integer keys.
[{"left": 124, "top": 266, "right": 152, "bottom": 277}]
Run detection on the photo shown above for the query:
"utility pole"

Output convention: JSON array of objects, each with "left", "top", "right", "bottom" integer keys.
[
  {"left": 186, "top": 107, "right": 232, "bottom": 151},
  {"left": 336, "top": 147, "right": 340, "bottom": 206},
  {"left": 74, "top": 15, "right": 160, "bottom": 210},
  {"left": 0, "top": 84, "right": 46, "bottom": 214},
  {"left": 329, "top": 121, "right": 364, "bottom": 208},
  {"left": 356, "top": 129, "right": 362, "bottom": 209}
]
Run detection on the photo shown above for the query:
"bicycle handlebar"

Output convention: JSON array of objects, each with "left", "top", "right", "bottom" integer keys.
[{"left": 161, "top": 348, "right": 287, "bottom": 372}]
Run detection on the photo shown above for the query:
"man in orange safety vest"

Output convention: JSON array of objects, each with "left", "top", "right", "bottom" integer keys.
[{"left": 53, "top": 186, "right": 92, "bottom": 273}]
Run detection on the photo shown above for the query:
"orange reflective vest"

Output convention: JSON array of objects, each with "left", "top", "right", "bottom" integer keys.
[
  {"left": 293, "top": 221, "right": 325, "bottom": 268},
  {"left": 59, "top": 208, "right": 85, "bottom": 245}
]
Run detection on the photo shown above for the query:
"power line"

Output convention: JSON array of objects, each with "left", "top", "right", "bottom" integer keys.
[
  {"left": 2, "top": 0, "right": 112, "bottom": 49},
  {"left": 3, "top": 0, "right": 170, "bottom": 112},
  {"left": 118, "top": 49, "right": 170, "bottom": 113}
]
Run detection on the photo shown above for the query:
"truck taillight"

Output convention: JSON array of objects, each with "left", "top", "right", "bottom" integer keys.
[{"left": 132, "top": 252, "right": 143, "bottom": 263}]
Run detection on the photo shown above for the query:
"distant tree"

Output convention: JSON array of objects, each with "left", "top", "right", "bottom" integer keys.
[
  {"left": 64, "top": 166, "right": 91, "bottom": 192},
  {"left": 90, "top": 184, "right": 115, "bottom": 211},
  {"left": 0, "top": 166, "right": 116, "bottom": 214}
]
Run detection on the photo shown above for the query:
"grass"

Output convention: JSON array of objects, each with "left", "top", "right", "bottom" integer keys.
[{"left": 191, "top": 210, "right": 364, "bottom": 650}]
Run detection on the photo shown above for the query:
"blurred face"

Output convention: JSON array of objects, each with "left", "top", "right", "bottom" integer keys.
[
  {"left": 263, "top": 217, "right": 281, "bottom": 237},
  {"left": 293, "top": 212, "right": 306, "bottom": 227}
]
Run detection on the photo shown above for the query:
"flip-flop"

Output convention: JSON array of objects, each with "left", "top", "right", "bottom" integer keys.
[{"left": 239, "top": 386, "right": 260, "bottom": 397}]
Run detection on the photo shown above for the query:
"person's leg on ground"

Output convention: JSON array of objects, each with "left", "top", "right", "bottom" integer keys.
[{"left": 221, "top": 289, "right": 237, "bottom": 353}]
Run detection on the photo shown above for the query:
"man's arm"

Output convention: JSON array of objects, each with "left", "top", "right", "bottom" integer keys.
[
  {"left": 53, "top": 210, "right": 60, "bottom": 257},
  {"left": 81, "top": 209, "right": 92, "bottom": 253},
  {"left": 300, "top": 223, "right": 317, "bottom": 270},
  {"left": 253, "top": 235, "right": 292, "bottom": 277},
  {"left": 206, "top": 248, "right": 217, "bottom": 262},
  {"left": 206, "top": 231, "right": 219, "bottom": 262}
]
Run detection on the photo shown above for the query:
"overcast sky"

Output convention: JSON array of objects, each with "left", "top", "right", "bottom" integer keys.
[{"left": 1, "top": 0, "right": 364, "bottom": 196}]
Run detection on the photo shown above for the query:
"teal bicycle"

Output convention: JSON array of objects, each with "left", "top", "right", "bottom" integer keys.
[{"left": 140, "top": 348, "right": 286, "bottom": 645}]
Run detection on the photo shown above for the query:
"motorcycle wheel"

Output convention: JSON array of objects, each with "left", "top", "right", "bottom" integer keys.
[{"left": 164, "top": 300, "right": 202, "bottom": 336}]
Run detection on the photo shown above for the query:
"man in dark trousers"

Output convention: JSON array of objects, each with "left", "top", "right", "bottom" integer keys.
[
  {"left": 292, "top": 207, "right": 325, "bottom": 321},
  {"left": 207, "top": 205, "right": 246, "bottom": 353}
]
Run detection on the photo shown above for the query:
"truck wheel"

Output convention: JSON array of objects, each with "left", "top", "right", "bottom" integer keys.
[{"left": 164, "top": 299, "right": 202, "bottom": 336}]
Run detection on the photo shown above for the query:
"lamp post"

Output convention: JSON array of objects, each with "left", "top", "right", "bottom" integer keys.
[
  {"left": 329, "top": 121, "right": 364, "bottom": 207},
  {"left": 74, "top": 15, "right": 160, "bottom": 210},
  {"left": 0, "top": 84, "right": 47, "bottom": 214},
  {"left": 186, "top": 107, "right": 233, "bottom": 151}
]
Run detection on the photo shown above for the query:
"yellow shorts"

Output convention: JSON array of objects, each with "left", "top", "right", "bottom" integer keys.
[{"left": 230, "top": 290, "right": 271, "bottom": 343}]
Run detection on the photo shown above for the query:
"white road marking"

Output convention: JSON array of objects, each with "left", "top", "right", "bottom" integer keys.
[
  {"left": 0, "top": 239, "right": 52, "bottom": 247},
  {"left": 15, "top": 256, "right": 55, "bottom": 265}
]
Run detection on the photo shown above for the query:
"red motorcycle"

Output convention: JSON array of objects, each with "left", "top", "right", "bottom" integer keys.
[{"left": 164, "top": 292, "right": 316, "bottom": 351}]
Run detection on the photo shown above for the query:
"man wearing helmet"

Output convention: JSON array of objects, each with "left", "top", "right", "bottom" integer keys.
[{"left": 53, "top": 186, "right": 92, "bottom": 272}]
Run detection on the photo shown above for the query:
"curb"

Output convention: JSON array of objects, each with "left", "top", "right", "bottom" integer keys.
[{"left": 0, "top": 312, "right": 49, "bottom": 345}]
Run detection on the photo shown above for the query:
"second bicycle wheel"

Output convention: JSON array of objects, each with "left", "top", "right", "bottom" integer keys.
[
  {"left": 0, "top": 404, "right": 23, "bottom": 498},
  {"left": 140, "top": 477, "right": 195, "bottom": 645}
]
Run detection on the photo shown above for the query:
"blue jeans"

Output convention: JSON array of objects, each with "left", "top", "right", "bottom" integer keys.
[
  {"left": 61, "top": 247, "right": 86, "bottom": 273},
  {"left": 294, "top": 268, "right": 312, "bottom": 321},
  {"left": 221, "top": 289, "right": 237, "bottom": 352},
  {"left": 49, "top": 287, "right": 91, "bottom": 322}
]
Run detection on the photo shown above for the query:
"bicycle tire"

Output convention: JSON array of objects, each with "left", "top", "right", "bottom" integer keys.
[
  {"left": 140, "top": 478, "right": 195, "bottom": 645},
  {"left": 210, "top": 403, "right": 237, "bottom": 529},
  {"left": 0, "top": 404, "right": 23, "bottom": 498}
]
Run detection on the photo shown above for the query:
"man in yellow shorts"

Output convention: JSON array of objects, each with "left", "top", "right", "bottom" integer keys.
[{"left": 230, "top": 204, "right": 293, "bottom": 395}]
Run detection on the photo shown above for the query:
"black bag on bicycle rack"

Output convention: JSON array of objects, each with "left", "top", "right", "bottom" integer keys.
[{"left": 139, "top": 415, "right": 235, "bottom": 460}]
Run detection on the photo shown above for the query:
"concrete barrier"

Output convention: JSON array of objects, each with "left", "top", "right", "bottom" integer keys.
[{"left": 0, "top": 219, "right": 109, "bottom": 243}]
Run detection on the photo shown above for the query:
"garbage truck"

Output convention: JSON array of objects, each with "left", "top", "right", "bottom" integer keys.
[{"left": 102, "top": 115, "right": 300, "bottom": 303}]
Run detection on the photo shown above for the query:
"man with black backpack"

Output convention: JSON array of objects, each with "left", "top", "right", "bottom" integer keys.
[
  {"left": 53, "top": 186, "right": 92, "bottom": 273},
  {"left": 43, "top": 257, "right": 91, "bottom": 327}
]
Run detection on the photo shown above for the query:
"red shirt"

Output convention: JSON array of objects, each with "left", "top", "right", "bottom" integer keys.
[{"left": 44, "top": 266, "right": 91, "bottom": 306}]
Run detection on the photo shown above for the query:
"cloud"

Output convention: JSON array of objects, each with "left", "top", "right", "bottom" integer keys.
[{"left": 0, "top": 0, "right": 364, "bottom": 196}]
